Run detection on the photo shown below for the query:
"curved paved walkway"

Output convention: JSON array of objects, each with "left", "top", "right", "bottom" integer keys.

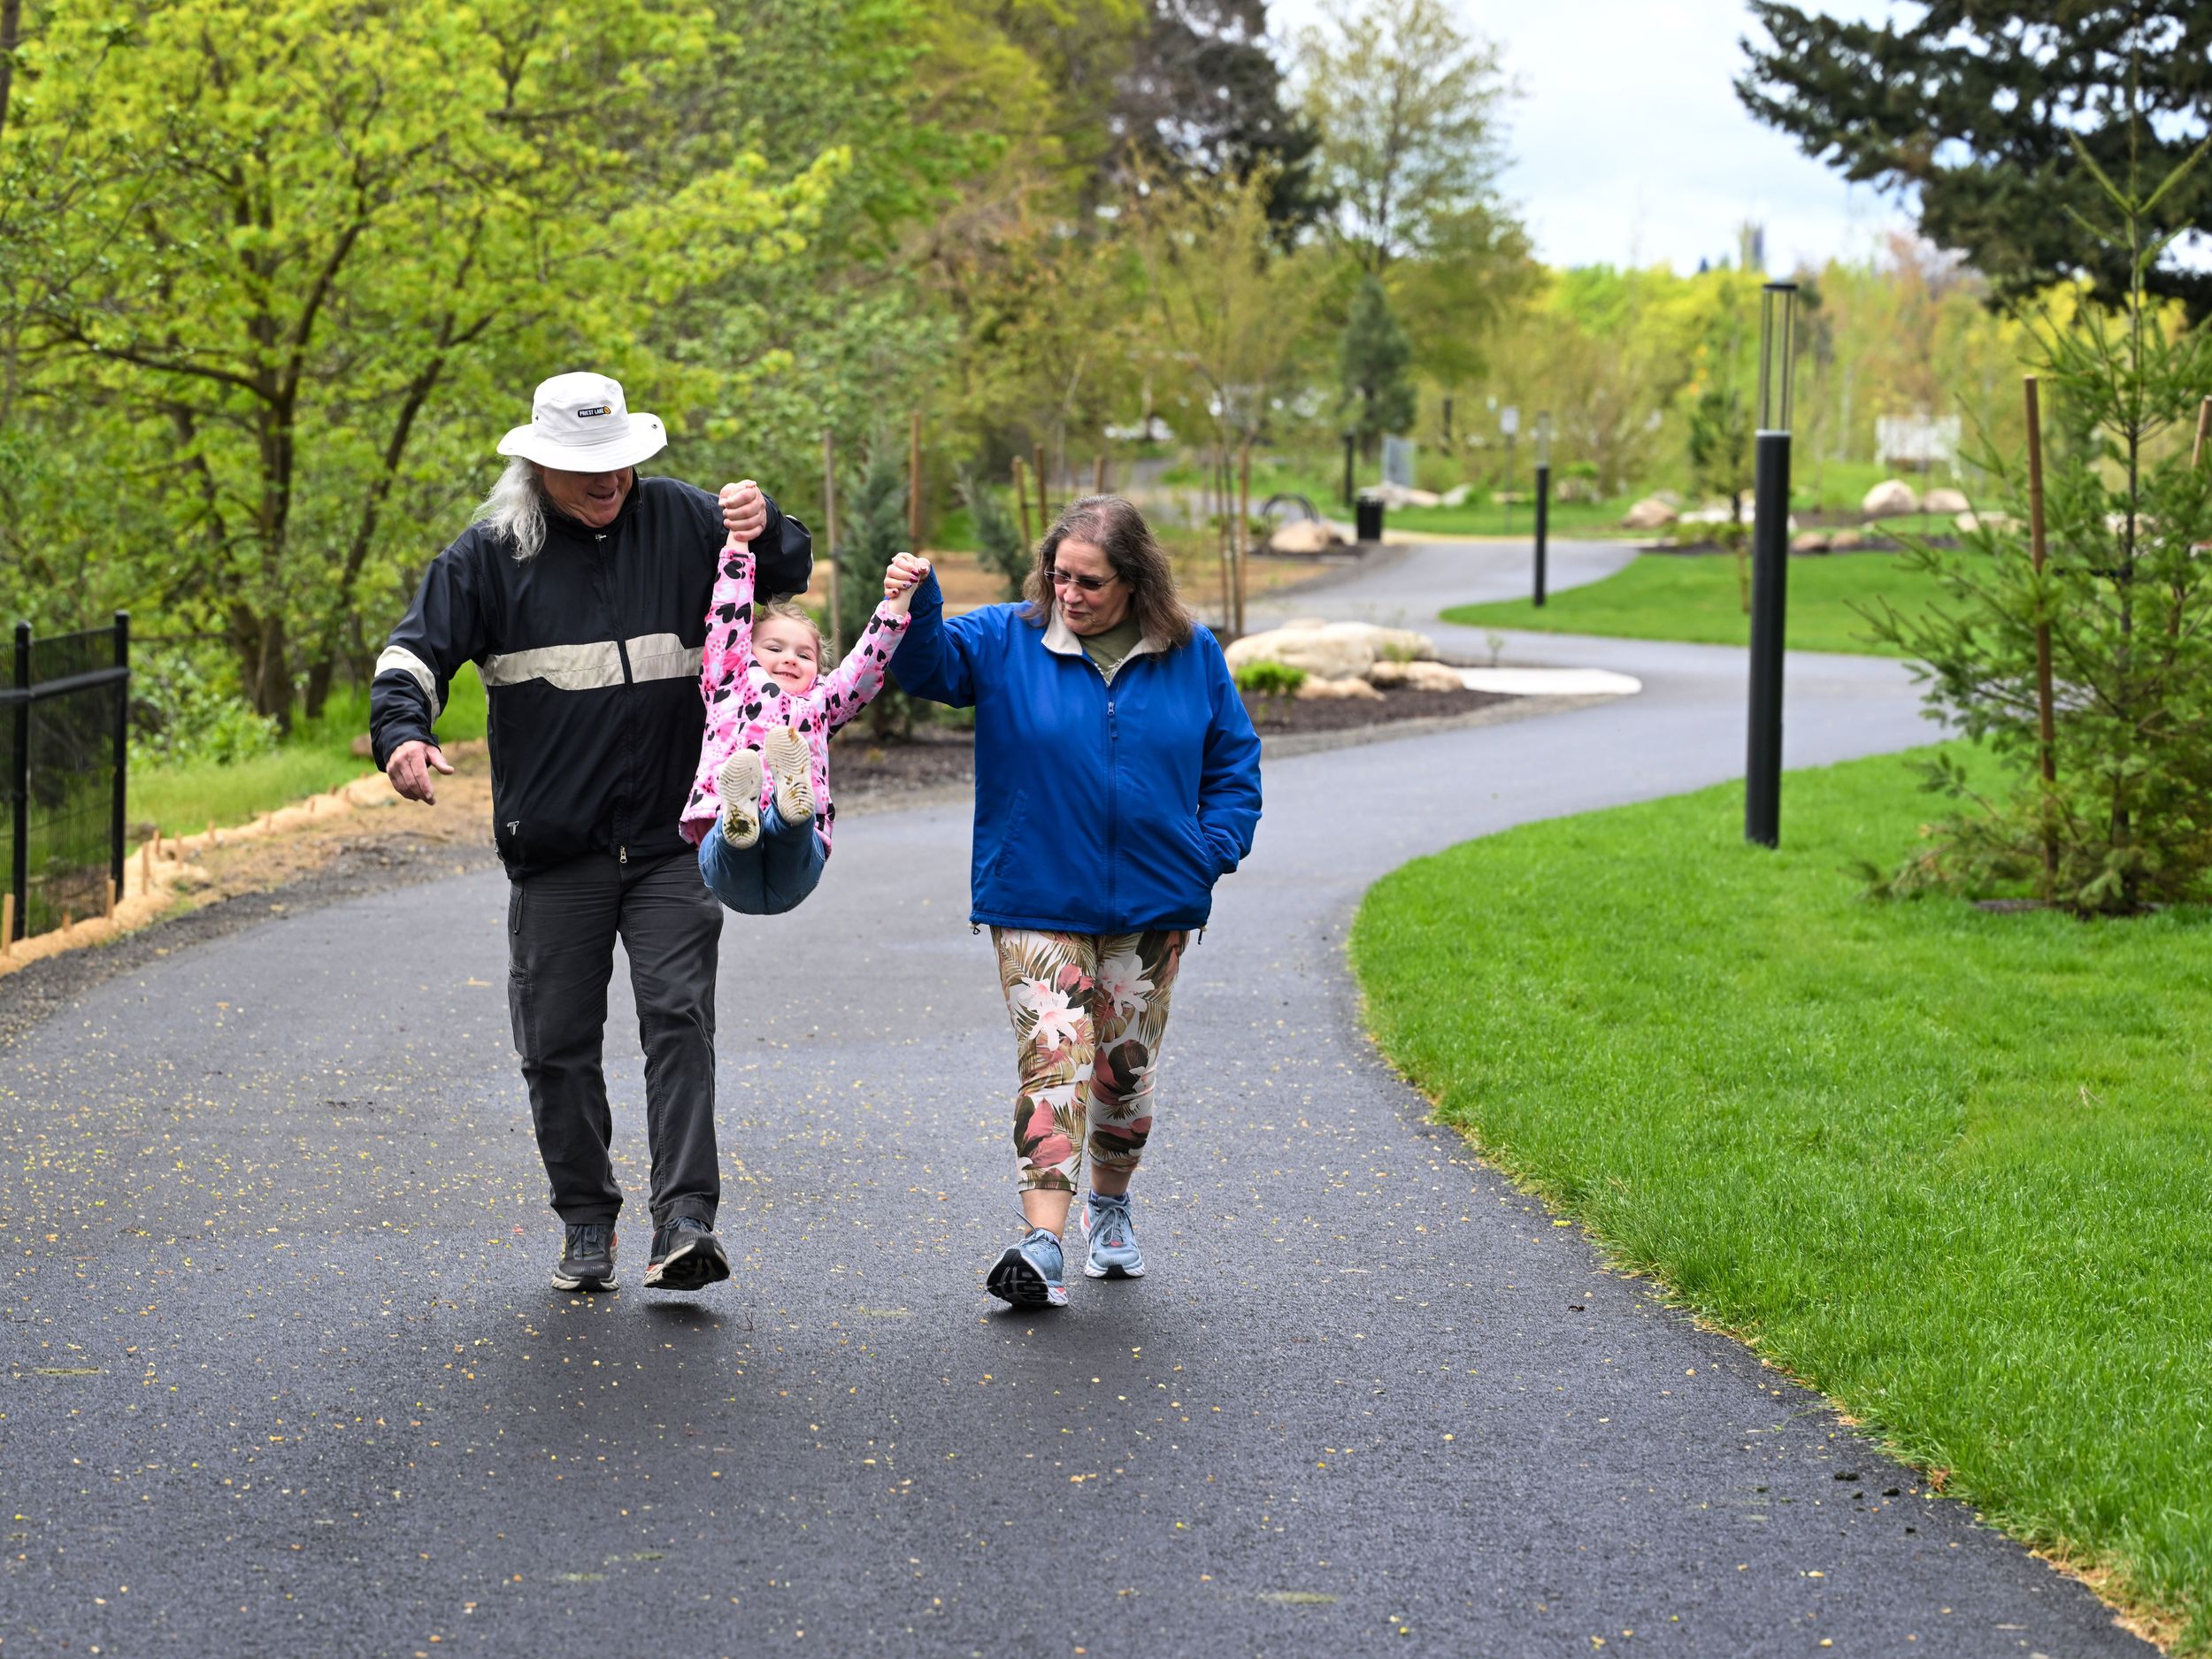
[{"left": 2, "top": 541, "right": 2151, "bottom": 1656}]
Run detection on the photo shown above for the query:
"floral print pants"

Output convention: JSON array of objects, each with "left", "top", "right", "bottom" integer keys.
[{"left": 992, "top": 926, "right": 1186, "bottom": 1194}]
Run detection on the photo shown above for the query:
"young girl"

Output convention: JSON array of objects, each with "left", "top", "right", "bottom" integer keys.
[{"left": 681, "top": 543, "right": 933, "bottom": 913}]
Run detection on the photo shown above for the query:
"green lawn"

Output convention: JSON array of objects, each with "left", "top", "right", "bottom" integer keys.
[
  {"left": 130, "top": 665, "right": 488, "bottom": 839},
  {"left": 1351, "top": 749, "right": 2212, "bottom": 1649},
  {"left": 1442, "top": 549, "right": 1945, "bottom": 656}
]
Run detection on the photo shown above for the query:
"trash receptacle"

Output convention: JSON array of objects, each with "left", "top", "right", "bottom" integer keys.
[{"left": 1355, "top": 494, "right": 1385, "bottom": 544}]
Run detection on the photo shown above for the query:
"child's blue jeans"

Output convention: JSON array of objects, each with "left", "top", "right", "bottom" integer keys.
[{"left": 696, "top": 795, "right": 826, "bottom": 916}]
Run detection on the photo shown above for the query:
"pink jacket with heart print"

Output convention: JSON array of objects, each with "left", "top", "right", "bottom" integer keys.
[{"left": 679, "top": 541, "right": 910, "bottom": 850}]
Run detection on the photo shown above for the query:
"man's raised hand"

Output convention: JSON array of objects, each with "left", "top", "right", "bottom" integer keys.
[
  {"left": 387, "top": 739, "right": 455, "bottom": 805},
  {"left": 718, "top": 480, "right": 765, "bottom": 543}
]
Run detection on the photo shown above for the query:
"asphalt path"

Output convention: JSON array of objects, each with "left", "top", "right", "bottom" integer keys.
[{"left": 2, "top": 541, "right": 2153, "bottom": 1657}]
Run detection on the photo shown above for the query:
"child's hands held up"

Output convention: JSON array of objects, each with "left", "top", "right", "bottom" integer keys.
[{"left": 883, "top": 552, "right": 932, "bottom": 616}]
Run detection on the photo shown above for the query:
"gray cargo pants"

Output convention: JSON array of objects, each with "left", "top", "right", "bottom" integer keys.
[{"left": 506, "top": 849, "right": 723, "bottom": 1228}]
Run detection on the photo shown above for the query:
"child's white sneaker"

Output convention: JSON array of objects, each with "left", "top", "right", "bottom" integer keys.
[
  {"left": 764, "top": 726, "right": 814, "bottom": 826},
  {"left": 717, "top": 749, "right": 763, "bottom": 849}
]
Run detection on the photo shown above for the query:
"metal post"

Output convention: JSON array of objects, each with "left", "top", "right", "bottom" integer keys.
[
  {"left": 1341, "top": 433, "right": 1355, "bottom": 508},
  {"left": 11, "top": 620, "right": 27, "bottom": 941},
  {"left": 1745, "top": 280, "right": 1798, "bottom": 848},
  {"left": 1532, "top": 411, "right": 1553, "bottom": 608},
  {"left": 111, "top": 611, "right": 129, "bottom": 904},
  {"left": 1745, "top": 432, "right": 1791, "bottom": 846},
  {"left": 1532, "top": 468, "right": 1550, "bottom": 606}
]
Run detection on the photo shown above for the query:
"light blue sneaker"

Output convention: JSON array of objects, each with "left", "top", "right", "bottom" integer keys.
[
  {"left": 1080, "top": 1191, "right": 1145, "bottom": 1279},
  {"left": 987, "top": 1227, "right": 1069, "bottom": 1308}
]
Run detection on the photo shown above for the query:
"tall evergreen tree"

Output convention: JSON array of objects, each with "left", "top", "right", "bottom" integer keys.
[
  {"left": 1739, "top": 3, "right": 2212, "bottom": 321},
  {"left": 1340, "top": 275, "right": 1415, "bottom": 458},
  {"left": 1113, "top": 0, "right": 1327, "bottom": 233}
]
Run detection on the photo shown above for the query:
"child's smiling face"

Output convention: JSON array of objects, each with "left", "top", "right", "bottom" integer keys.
[{"left": 755, "top": 616, "right": 821, "bottom": 694}]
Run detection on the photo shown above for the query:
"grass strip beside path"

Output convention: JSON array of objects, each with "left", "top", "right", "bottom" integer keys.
[
  {"left": 131, "top": 666, "right": 489, "bottom": 840},
  {"left": 1443, "top": 550, "right": 1945, "bottom": 657},
  {"left": 1351, "top": 748, "right": 2212, "bottom": 1648}
]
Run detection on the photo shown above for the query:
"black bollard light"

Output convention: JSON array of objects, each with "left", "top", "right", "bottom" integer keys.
[
  {"left": 1532, "top": 410, "right": 1553, "bottom": 607},
  {"left": 1744, "top": 280, "right": 1799, "bottom": 848}
]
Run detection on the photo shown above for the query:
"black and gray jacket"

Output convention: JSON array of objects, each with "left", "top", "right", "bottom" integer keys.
[{"left": 370, "top": 475, "right": 811, "bottom": 879}]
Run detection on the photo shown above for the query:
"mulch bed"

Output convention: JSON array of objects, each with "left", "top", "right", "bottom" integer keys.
[{"left": 829, "top": 686, "right": 1513, "bottom": 805}]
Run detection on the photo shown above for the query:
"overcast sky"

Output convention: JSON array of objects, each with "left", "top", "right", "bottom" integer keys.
[{"left": 1269, "top": 0, "right": 1913, "bottom": 273}]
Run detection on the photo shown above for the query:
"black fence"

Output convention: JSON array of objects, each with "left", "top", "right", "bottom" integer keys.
[{"left": 4, "top": 615, "right": 130, "bottom": 941}]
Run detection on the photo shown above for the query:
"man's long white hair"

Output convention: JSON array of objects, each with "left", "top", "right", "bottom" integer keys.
[{"left": 475, "top": 457, "right": 547, "bottom": 561}]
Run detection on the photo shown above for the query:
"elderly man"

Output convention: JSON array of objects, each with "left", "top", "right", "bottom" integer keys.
[{"left": 370, "top": 372, "right": 810, "bottom": 1294}]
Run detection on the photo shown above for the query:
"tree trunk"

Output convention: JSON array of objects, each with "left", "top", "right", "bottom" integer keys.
[{"left": 0, "top": 0, "right": 22, "bottom": 139}]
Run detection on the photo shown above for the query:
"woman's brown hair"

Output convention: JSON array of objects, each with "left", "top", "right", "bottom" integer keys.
[{"left": 1021, "top": 495, "right": 1195, "bottom": 651}]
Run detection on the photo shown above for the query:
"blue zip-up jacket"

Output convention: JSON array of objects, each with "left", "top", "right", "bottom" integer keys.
[{"left": 888, "top": 572, "right": 1262, "bottom": 933}]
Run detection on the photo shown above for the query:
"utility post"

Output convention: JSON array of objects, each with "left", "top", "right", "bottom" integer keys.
[
  {"left": 1745, "top": 281, "right": 1799, "bottom": 848},
  {"left": 1532, "top": 411, "right": 1553, "bottom": 607}
]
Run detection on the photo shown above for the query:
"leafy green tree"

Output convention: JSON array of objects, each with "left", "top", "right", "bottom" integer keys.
[
  {"left": 4, "top": 0, "right": 841, "bottom": 725},
  {"left": 1340, "top": 275, "right": 1416, "bottom": 458},
  {"left": 1867, "top": 144, "right": 2212, "bottom": 912},
  {"left": 1740, "top": 2, "right": 2212, "bottom": 322},
  {"left": 1114, "top": 0, "right": 1326, "bottom": 233},
  {"left": 1295, "top": 0, "right": 1515, "bottom": 274}
]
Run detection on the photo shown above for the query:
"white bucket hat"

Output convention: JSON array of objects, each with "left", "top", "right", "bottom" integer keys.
[{"left": 496, "top": 371, "right": 667, "bottom": 472}]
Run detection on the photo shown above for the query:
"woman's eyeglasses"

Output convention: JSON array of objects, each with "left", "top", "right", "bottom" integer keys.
[{"left": 1046, "top": 567, "right": 1117, "bottom": 593}]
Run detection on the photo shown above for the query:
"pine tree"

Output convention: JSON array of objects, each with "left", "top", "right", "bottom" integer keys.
[
  {"left": 1340, "top": 276, "right": 1416, "bottom": 459},
  {"left": 832, "top": 447, "right": 920, "bottom": 741},
  {"left": 1865, "top": 141, "right": 2212, "bottom": 912},
  {"left": 958, "top": 467, "right": 1032, "bottom": 602},
  {"left": 1739, "top": 3, "right": 2212, "bottom": 321}
]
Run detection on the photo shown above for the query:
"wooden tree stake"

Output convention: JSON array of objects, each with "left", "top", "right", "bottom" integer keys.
[
  {"left": 1033, "top": 442, "right": 1049, "bottom": 530},
  {"left": 2024, "top": 375, "right": 2059, "bottom": 895},
  {"left": 1012, "top": 457, "right": 1034, "bottom": 551},
  {"left": 908, "top": 411, "right": 923, "bottom": 551},
  {"left": 1235, "top": 437, "right": 1253, "bottom": 637},
  {"left": 823, "top": 428, "right": 844, "bottom": 664},
  {"left": 1094, "top": 454, "right": 1107, "bottom": 495},
  {"left": 2194, "top": 396, "right": 2211, "bottom": 469},
  {"left": 2, "top": 893, "right": 13, "bottom": 956}
]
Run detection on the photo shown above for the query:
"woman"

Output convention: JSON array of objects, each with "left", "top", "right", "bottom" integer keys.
[{"left": 888, "top": 495, "right": 1263, "bottom": 1308}]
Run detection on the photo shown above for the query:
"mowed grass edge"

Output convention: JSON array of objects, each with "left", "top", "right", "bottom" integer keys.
[
  {"left": 1349, "top": 746, "right": 2212, "bottom": 1649},
  {"left": 1443, "top": 549, "right": 1945, "bottom": 656}
]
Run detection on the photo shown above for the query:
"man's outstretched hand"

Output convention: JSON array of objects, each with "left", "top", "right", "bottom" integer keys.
[
  {"left": 387, "top": 739, "right": 454, "bottom": 805},
  {"left": 718, "top": 480, "right": 766, "bottom": 543}
]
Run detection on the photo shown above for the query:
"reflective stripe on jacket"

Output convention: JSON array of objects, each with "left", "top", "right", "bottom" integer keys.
[
  {"left": 370, "top": 476, "right": 810, "bottom": 878},
  {"left": 887, "top": 571, "right": 1263, "bottom": 933}
]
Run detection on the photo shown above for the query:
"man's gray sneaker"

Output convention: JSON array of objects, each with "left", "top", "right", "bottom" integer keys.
[
  {"left": 645, "top": 1217, "right": 730, "bottom": 1291},
  {"left": 553, "top": 1223, "right": 617, "bottom": 1292}
]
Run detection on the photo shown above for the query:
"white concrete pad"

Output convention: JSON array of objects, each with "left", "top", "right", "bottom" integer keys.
[{"left": 1459, "top": 665, "right": 1644, "bottom": 696}]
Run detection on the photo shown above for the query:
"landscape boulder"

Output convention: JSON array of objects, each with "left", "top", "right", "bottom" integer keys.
[
  {"left": 1369, "top": 481, "right": 1440, "bottom": 509},
  {"left": 1439, "top": 484, "right": 1473, "bottom": 507},
  {"left": 1620, "top": 496, "right": 1678, "bottom": 530},
  {"left": 1791, "top": 531, "right": 1832, "bottom": 553},
  {"left": 1862, "top": 479, "right": 1921, "bottom": 518},
  {"left": 1923, "top": 486, "right": 1970, "bottom": 514},
  {"left": 1226, "top": 620, "right": 1434, "bottom": 683},
  {"left": 1829, "top": 527, "right": 1868, "bottom": 550},
  {"left": 1267, "top": 518, "right": 1343, "bottom": 555},
  {"left": 1295, "top": 674, "right": 1384, "bottom": 702}
]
